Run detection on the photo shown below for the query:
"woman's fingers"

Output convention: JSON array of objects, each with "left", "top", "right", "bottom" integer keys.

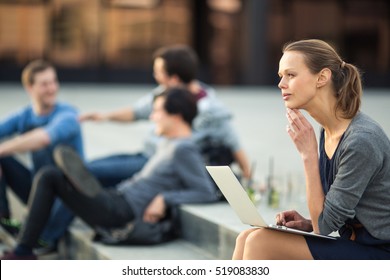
[
  {"left": 286, "top": 108, "right": 307, "bottom": 131},
  {"left": 275, "top": 212, "right": 284, "bottom": 225}
]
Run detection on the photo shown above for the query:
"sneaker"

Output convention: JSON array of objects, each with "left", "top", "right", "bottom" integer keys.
[
  {"left": 54, "top": 145, "right": 102, "bottom": 197},
  {"left": 33, "top": 239, "right": 57, "bottom": 256},
  {"left": 0, "top": 218, "right": 21, "bottom": 238},
  {"left": 1, "top": 251, "right": 37, "bottom": 260}
]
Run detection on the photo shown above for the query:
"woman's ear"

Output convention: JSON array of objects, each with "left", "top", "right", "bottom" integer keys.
[{"left": 316, "top": 68, "right": 331, "bottom": 88}]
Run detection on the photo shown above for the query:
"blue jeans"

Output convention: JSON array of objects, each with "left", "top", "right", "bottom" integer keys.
[
  {"left": 87, "top": 153, "right": 149, "bottom": 187},
  {"left": 0, "top": 151, "right": 74, "bottom": 247}
]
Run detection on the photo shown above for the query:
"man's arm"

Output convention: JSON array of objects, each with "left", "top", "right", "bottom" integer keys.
[
  {"left": 80, "top": 91, "right": 156, "bottom": 123},
  {"left": 0, "top": 108, "right": 81, "bottom": 157},
  {"left": 0, "top": 128, "right": 50, "bottom": 157},
  {"left": 79, "top": 107, "right": 135, "bottom": 123},
  {"left": 143, "top": 194, "right": 166, "bottom": 223},
  {"left": 160, "top": 143, "right": 218, "bottom": 205}
]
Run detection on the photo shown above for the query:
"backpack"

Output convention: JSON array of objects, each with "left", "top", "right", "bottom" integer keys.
[
  {"left": 200, "top": 137, "right": 234, "bottom": 166},
  {"left": 199, "top": 137, "right": 236, "bottom": 201},
  {"left": 94, "top": 207, "right": 180, "bottom": 245}
]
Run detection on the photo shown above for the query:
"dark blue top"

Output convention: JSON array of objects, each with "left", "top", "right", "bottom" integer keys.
[{"left": 319, "top": 129, "right": 345, "bottom": 194}]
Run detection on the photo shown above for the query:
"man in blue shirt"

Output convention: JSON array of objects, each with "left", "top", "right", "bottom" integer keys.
[{"left": 0, "top": 60, "right": 84, "bottom": 253}]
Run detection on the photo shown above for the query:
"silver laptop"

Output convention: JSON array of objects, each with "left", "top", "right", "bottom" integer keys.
[{"left": 206, "top": 166, "right": 336, "bottom": 240}]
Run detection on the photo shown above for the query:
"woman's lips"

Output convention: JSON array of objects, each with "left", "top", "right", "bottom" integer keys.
[{"left": 282, "top": 93, "right": 291, "bottom": 101}]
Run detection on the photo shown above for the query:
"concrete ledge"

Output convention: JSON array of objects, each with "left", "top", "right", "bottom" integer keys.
[
  {"left": 60, "top": 202, "right": 264, "bottom": 260},
  {"left": 58, "top": 203, "right": 247, "bottom": 260},
  {"left": 179, "top": 203, "right": 246, "bottom": 259},
  {"left": 61, "top": 219, "right": 214, "bottom": 260},
  {"left": 60, "top": 203, "right": 247, "bottom": 260}
]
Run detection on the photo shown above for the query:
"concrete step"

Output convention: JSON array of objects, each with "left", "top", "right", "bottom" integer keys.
[
  {"left": 178, "top": 202, "right": 280, "bottom": 259},
  {"left": 59, "top": 203, "right": 247, "bottom": 260},
  {"left": 0, "top": 227, "right": 61, "bottom": 260},
  {"left": 64, "top": 201, "right": 280, "bottom": 260},
  {"left": 0, "top": 217, "right": 214, "bottom": 260},
  {"left": 60, "top": 219, "right": 214, "bottom": 260},
  {"left": 179, "top": 203, "right": 245, "bottom": 260}
]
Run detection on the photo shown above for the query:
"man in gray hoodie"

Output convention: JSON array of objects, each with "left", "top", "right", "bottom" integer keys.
[{"left": 81, "top": 45, "right": 251, "bottom": 187}]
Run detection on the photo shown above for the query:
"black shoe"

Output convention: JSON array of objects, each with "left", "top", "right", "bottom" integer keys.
[
  {"left": 54, "top": 145, "right": 102, "bottom": 197},
  {"left": 0, "top": 217, "right": 21, "bottom": 238}
]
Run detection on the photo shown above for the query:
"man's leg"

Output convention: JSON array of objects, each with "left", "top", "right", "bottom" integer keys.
[
  {"left": 36, "top": 149, "right": 147, "bottom": 252},
  {"left": 0, "top": 157, "right": 32, "bottom": 236},
  {"left": 6, "top": 166, "right": 134, "bottom": 259},
  {"left": 87, "top": 153, "right": 148, "bottom": 187},
  {"left": 32, "top": 146, "right": 79, "bottom": 252},
  {"left": 52, "top": 145, "right": 135, "bottom": 227},
  {"left": 35, "top": 199, "right": 75, "bottom": 254},
  {"left": 31, "top": 148, "right": 55, "bottom": 174},
  {"left": 0, "top": 157, "right": 32, "bottom": 208},
  {"left": 0, "top": 173, "right": 10, "bottom": 219},
  {"left": 33, "top": 145, "right": 106, "bottom": 253}
]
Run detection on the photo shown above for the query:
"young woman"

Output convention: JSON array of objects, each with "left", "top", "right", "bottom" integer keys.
[{"left": 233, "top": 39, "right": 390, "bottom": 260}]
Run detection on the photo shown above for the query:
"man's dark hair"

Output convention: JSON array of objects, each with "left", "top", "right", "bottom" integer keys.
[
  {"left": 153, "top": 45, "right": 198, "bottom": 84},
  {"left": 155, "top": 86, "right": 198, "bottom": 126}
]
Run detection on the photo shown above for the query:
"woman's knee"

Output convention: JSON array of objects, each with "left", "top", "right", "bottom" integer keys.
[
  {"left": 245, "top": 229, "right": 294, "bottom": 252},
  {"left": 236, "top": 228, "right": 256, "bottom": 245},
  {"left": 245, "top": 228, "right": 271, "bottom": 247}
]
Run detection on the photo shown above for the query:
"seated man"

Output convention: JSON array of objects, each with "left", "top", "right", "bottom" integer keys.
[
  {"left": 81, "top": 45, "right": 251, "bottom": 188},
  {"left": 0, "top": 60, "right": 84, "bottom": 252},
  {"left": 1, "top": 87, "right": 218, "bottom": 260}
]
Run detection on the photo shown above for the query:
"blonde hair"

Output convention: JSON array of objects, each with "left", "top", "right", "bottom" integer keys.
[
  {"left": 283, "top": 39, "right": 362, "bottom": 119},
  {"left": 21, "top": 60, "right": 55, "bottom": 87}
]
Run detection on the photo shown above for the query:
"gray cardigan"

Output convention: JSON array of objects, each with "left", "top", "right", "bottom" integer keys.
[{"left": 318, "top": 112, "right": 390, "bottom": 240}]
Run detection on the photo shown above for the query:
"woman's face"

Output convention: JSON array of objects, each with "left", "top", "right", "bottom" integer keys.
[{"left": 278, "top": 51, "right": 319, "bottom": 109}]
